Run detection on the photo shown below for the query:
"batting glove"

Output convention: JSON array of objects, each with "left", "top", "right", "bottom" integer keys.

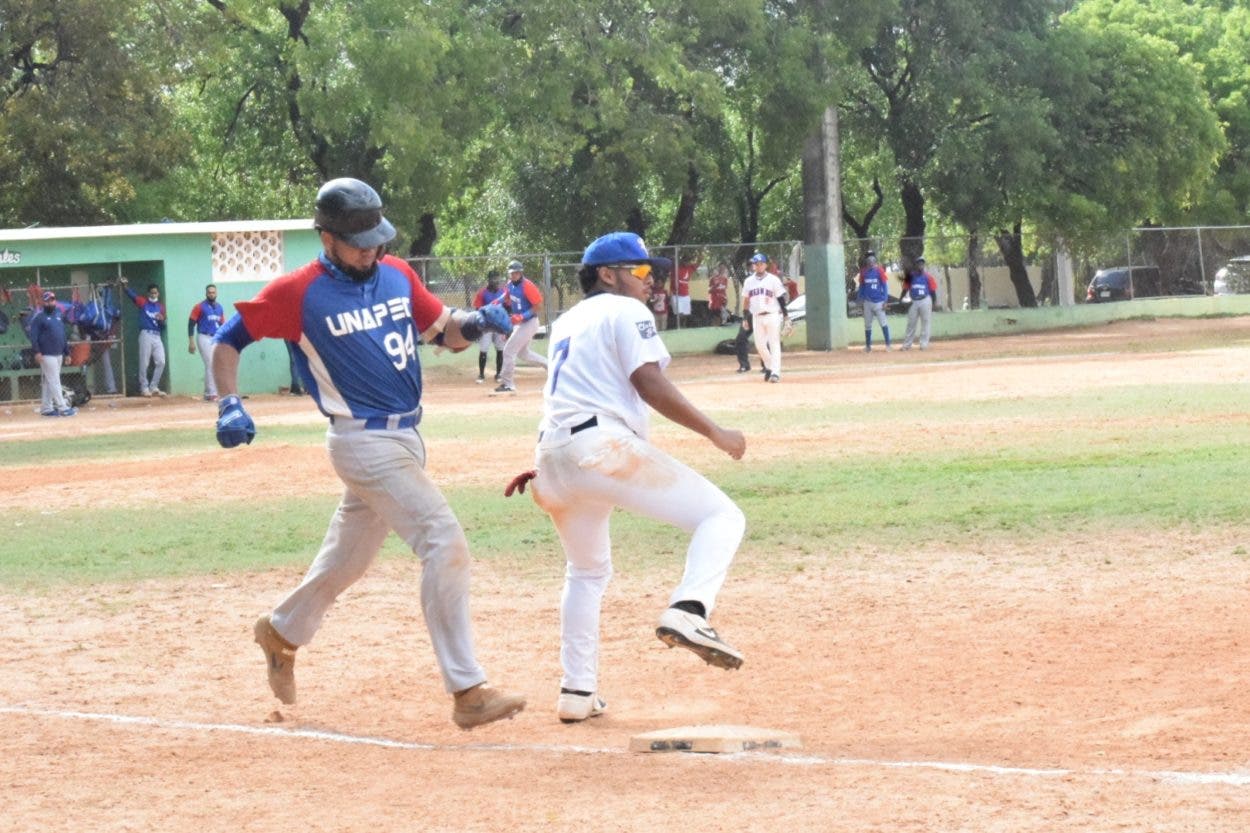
[
  {"left": 460, "top": 304, "right": 513, "bottom": 340},
  {"left": 216, "top": 394, "right": 256, "bottom": 448}
]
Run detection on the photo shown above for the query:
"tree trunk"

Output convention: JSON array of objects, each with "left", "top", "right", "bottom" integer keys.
[
  {"left": 407, "top": 213, "right": 437, "bottom": 257},
  {"left": 625, "top": 206, "right": 648, "bottom": 238},
  {"left": 899, "top": 179, "right": 926, "bottom": 264},
  {"left": 994, "top": 221, "right": 1037, "bottom": 307},
  {"left": 665, "top": 164, "right": 700, "bottom": 246},
  {"left": 967, "top": 230, "right": 982, "bottom": 310}
]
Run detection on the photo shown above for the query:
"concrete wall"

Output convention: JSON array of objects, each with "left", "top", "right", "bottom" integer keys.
[{"left": 0, "top": 223, "right": 321, "bottom": 398}]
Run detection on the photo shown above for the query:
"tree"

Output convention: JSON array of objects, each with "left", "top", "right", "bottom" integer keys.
[{"left": 0, "top": 0, "right": 186, "bottom": 226}]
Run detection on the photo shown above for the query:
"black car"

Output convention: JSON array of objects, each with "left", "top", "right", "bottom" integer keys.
[{"left": 1086, "top": 266, "right": 1159, "bottom": 302}]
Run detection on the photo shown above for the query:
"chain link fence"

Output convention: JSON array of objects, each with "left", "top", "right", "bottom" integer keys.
[{"left": 408, "top": 226, "right": 1250, "bottom": 323}]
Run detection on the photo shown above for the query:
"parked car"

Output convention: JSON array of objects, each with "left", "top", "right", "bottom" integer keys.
[
  {"left": 1086, "top": 266, "right": 1156, "bottom": 302},
  {"left": 1213, "top": 256, "right": 1250, "bottom": 295}
]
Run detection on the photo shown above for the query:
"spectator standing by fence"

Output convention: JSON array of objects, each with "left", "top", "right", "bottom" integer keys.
[
  {"left": 188, "top": 283, "right": 225, "bottom": 401},
  {"left": 28, "top": 290, "right": 76, "bottom": 416},
  {"left": 649, "top": 275, "right": 670, "bottom": 331},
  {"left": 708, "top": 265, "right": 730, "bottom": 325},
  {"left": 122, "top": 278, "right": 168, "bottom": 396}
]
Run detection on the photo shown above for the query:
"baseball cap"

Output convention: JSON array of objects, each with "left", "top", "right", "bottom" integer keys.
[
  {"left": 749, "top": 253, "right": 768, "bottom": 264},
  {"left": 580, "top": 232, "right": 673, "bottom": 271},
  {"left": 915, "top": 256, "right": 926, "bottom": 264},
  {"left": 42, "top": 290, "right": 55, "bottom": 302},
  {"left": 506, "top": 259, "right": 524, "bottom": 273}
]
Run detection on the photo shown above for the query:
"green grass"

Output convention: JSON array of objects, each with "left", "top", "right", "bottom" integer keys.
[{"left": 3, "top": 380, "right": 1249, "bottom": 589}]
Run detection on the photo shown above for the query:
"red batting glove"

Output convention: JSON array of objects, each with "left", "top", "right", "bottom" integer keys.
[{"left": 504, "top": 470, "right": 537, "bottom": 497}]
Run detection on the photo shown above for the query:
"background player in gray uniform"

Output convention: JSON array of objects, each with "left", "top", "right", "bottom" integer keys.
[
  {"left": 211, "top": 178, "right": 525, "bottom": 730},
  {"left": 901, "top": 256, "right": 938, "bottom": 350},
  {"left": 505, "top": 231, "right": 747, "bottom": 723}
]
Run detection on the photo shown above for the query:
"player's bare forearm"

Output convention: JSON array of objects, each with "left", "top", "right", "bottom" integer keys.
[
  {"left": 212, "top": 343, "right": 242, "bottom": 396},
  {"left": 631, "top": 363, "right": 746, "bottom": 460}
]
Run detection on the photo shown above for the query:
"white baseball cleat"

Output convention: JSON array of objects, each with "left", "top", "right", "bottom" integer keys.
[
  {"left": 557, "top": 689, "right": 607, "bottom": 723},
  {"left": 656, "top": 607, "right": 744, "bottom": 670}
]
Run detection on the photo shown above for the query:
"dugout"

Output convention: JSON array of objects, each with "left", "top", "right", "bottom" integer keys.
[{"left": 0, "top": 220, "right": 320, "bottom": 402}]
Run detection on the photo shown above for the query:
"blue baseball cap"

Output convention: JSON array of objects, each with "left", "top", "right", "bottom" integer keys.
[
  {"left": 749, "top": 253, "right": 768, "bottom": 264},
  {"left": 581, "top": 232, "right": 673, "bottom": 271}
]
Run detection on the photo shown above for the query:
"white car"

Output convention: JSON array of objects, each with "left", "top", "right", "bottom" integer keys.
[{"left": 1213, "top": 256, "right": 1250, "bottom": 295}]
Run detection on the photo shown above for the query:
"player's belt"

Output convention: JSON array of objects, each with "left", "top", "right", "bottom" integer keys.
[
  {"left": 537, "top": 415, "right": 597, "bottom": 441},
  {"left": 330, "top": 407, "right": 423, "bottom": 431}
]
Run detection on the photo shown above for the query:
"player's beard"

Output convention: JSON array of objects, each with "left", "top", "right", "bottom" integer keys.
[{"left": 339, "top": 262, "right": 378, "bottom": 282}]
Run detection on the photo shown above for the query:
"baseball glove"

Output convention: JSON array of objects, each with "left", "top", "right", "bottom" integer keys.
[{"left": 780, "top": 317, "right": 794, "bottom": 338}]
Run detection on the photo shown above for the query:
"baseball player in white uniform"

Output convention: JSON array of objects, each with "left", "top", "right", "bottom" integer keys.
[
  {"left": 505, "top": 231, "right": 748, "bottom": 724},
  {"left": 741, "top": 253, "right": 789, "bottom": 383}
]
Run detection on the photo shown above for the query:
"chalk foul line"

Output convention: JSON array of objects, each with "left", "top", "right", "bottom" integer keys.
[{"left": 3, "top": 704, "right": 1248, "bottom": 787}]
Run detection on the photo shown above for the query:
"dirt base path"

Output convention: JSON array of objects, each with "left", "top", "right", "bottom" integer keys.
[{"left": 3, "top": 319, "right": 1250, "bottom": 831}]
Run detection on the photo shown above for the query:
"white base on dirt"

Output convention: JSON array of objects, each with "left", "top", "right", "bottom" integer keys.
[{"left": 629, "top": 724, "right": 801, "bottom": 754}]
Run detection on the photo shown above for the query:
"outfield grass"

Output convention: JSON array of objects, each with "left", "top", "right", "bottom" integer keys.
[{"left": 3, "top": 378, "right": 1248, "bottom": 590}]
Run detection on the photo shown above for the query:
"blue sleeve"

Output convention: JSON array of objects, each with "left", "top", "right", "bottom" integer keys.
[
  {"left": 124, "top": 287, "right": 139, "bottom": 302},
  {"left": 214, "top": 312, "right": 256, "bottom": 352}
]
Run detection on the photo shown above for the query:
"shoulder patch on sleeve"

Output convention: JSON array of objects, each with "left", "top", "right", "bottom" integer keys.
[{"left": 636, "top": 320, "right": 658, "bottom": 339}]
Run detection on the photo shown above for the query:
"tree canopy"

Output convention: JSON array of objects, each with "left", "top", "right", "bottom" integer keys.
[{"left": 0, "top": 0, "right": 1245, "bottom": 264}]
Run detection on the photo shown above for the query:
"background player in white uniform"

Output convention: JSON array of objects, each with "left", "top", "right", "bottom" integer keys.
[
  {"left": 211, "top": 178, "right": 525, "bottom": 730},
  {"left": 741, "top": 253, "right": 789, "bottom": 383},
  {"left": 505, "top": 231, "right": 747, "bottom": 724}
]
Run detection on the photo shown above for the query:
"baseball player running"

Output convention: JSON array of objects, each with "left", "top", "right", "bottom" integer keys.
[
  {"left": 857, "top": 251, "right": 892, "bottom": 351},
  {"left": 494, "top": 260, "right": 547, "bottom": 393},
  {"left": 187, "top": 283, "right": 225, "bottom": 400},
  {"left": 210, "top": 178, "right": 525, "bottom": 730},
  {"left": 506, "top": 231, "right": 747, "bottom": 724},
  {"left": 900, "top": 256, "right": 937, "bottom": 350},
  {"left": 741, "top": 253, "right": 789, "bottom": 383}
]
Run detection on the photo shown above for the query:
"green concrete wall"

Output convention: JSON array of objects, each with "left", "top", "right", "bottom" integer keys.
[{"left": 0, "top": 226, "right": 321, "bottom": 399}]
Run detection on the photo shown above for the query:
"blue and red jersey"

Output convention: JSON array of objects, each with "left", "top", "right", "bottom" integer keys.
[
  {"left": 903, "top": 271, "right": 938, "bottom": 302},
  {"left": 125, "top": 288, "right": 166, "bottom": 332},
  {"left": 473, "top": 285, "right": 506, "bottom": 309},
  {"left": 857, "top": 265, "right": 890, "bottom": 304},
  {"left": 503, "top": 277, "right": 543, "bottom": 322},
  {"left": 188, "top": 299, "right": 225, "bottom": 337},
  {"left": 216, "top": 253, "right": 447, "bottom": 421}
]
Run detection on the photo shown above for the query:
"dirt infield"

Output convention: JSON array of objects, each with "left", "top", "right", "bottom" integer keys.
[{"left": 4, "top": 319, "right": 1250, "bottom": 832}]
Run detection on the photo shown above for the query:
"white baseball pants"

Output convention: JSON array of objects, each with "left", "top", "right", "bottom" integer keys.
[
  {"left": 137, "top": 330, "right": 166, "bottom": 394},
  {"left": 531, "top": 416, "right": 746, "bottom": 693},
  {"left": 751, "top": 311, "right": 782, "bottom": 375},
  {"left": 196, "top": 333, "right": 218, "bottom": 397},
  {"left": 498, "top": 317, "right": 547, "bottom": 388},
  {"left": 268, "top": 424, "right": 487, "bottom": 694}
]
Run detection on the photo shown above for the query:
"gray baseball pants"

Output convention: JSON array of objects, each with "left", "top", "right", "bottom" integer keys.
[
  {"left": 268, "top": 422, "right": 487, "bottom": 694},
  {"left": 196, "top": 333, "right": 218, "bottom": 397},
  {"left": 903, "top": 296, "right": 933, "bottom": 348},
  {"left": 38, "top": 354, "right": 69, "bottom": 413},
  {"left": 498, "top": 317, "right": 547, "bottom": 388},
  {"left": 137, "top": 330, "right": 166, "bottom": 394}
]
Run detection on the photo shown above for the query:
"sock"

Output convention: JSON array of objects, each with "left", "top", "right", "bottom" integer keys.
[
  {"left": 671, "top": 600, "right": 706, "bottom": 618},
  {"left": 495, "top": 351, "right": 503, "bottom": 375},
  {"left": 478, "top": 352, "right": 487, "bottom": 376},
  {"left": 883, "top": 325, "right": 892, "bottom": 347},
  {"left": 865, "top": 329, "right": 872, "bottom": 349}
]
